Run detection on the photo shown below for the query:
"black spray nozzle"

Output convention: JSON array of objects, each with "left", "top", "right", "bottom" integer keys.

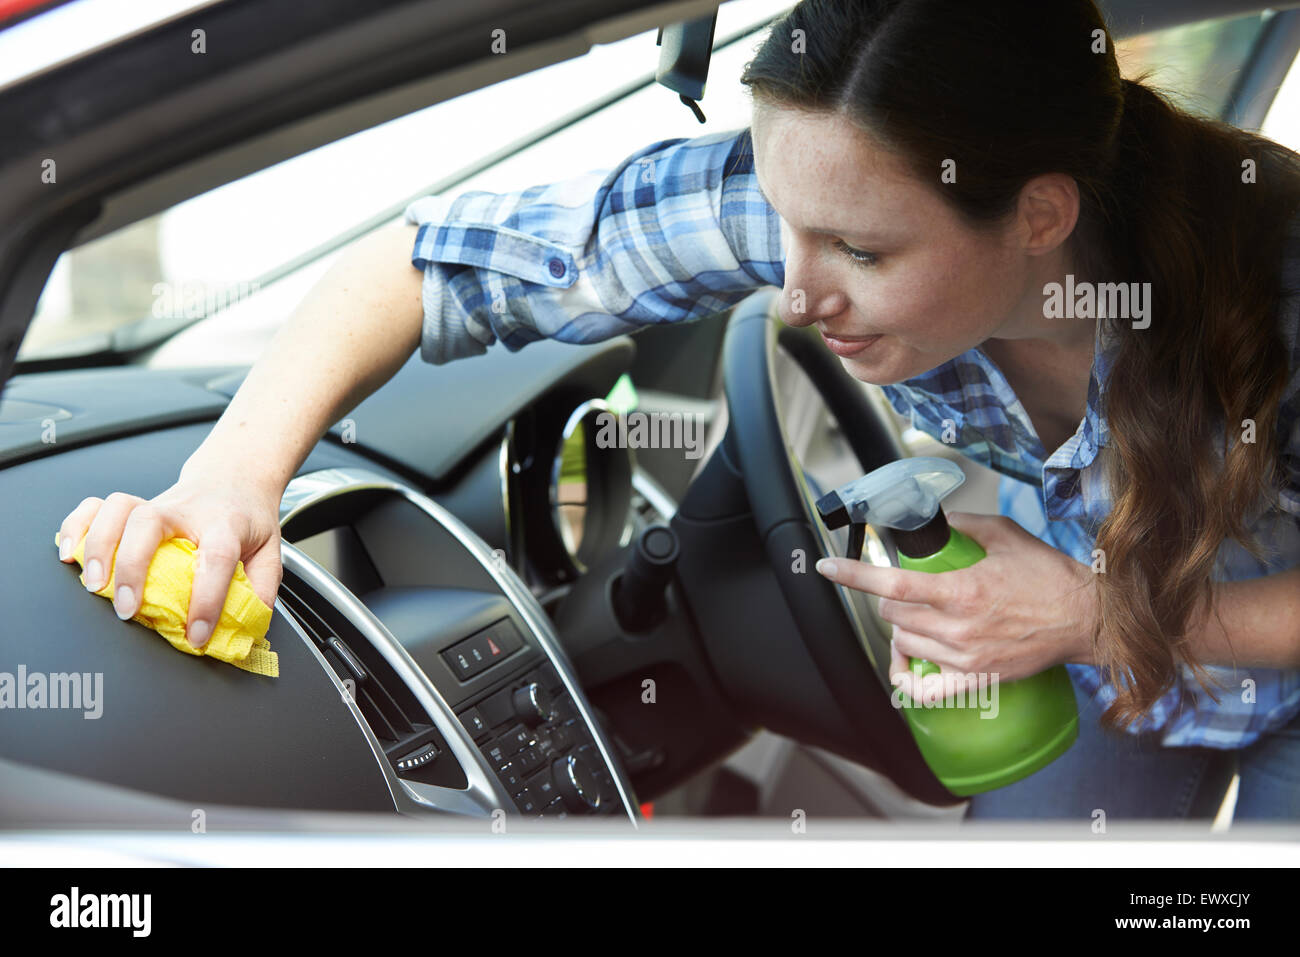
[
  {"left": 814, "top": 458, "right": 967, "bottom": 562},
  {"left": 815, "top": 489, "right": 868, "bottom": 561},
  {"left": 814, "top": 488, "right": 852, "bottom": 529}
]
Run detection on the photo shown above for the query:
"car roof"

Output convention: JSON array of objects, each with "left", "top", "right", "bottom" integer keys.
[{"left": 0, "top": 0, "right": 224, "bottom": 92}]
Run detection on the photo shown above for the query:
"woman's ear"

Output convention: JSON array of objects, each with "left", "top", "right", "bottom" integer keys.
[{"left": 1015, "top": 173, "right": 1080, "bottom": 257}]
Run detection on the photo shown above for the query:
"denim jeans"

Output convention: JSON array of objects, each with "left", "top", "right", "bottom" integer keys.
[{"left": 963, "top": 675, "right": 1300, "bottom": 821}]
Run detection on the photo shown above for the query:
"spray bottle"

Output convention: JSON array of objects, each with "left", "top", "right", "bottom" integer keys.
[{"left": 816, "top": 457, "right": 1078, "bottom": 796}]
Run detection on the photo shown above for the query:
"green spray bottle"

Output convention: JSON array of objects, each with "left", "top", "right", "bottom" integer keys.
[{"left": 815, "top": 457, "right": 1078, "bottom": 796}]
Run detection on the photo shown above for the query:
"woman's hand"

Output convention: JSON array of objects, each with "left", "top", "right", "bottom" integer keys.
[
  {"left": 815, "top": 511, "right": 1097, "bottom": 702},
  {"left": 55, "top": 468, "right": 283, "bottom": 648}
]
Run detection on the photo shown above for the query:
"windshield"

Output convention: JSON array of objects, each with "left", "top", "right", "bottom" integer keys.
[{"left": 18, "top": 4, "right": 1272, "bottom": 363}]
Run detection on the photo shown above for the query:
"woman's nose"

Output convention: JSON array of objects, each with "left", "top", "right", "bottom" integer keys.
[
  {"left": 777, "top": 232, "right": 849, "bottom": 326},
  {"left": 777, "top": 266, "right": 848, "bottom": 328}
]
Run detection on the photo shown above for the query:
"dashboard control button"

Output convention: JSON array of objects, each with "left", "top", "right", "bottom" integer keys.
[
  {"left": 512, "top": 682, "right": 555, "bottom": 727},
  {"left": 502, "top": 723, "right": 534, "bottom": 753},
  {"left": 441, "top": 621, "right": 521, "bottom": 681},
  {"left": 551, "top": 723, "right": 576, "bottom": 751},
  {"left": 395, "top": 742, "right": 439, "bottom": 771},
  {"left": 552, "top": 754, "right": 601, "bottom": 812},
  {"left": 482, "top": 741, "right": 509, "bottom": 769},
  {"left": 460, "top": 707, "right": 490, "bottom": 740},
  {"left": 539, "top": 798, "right": 568, "bottom": 818},
  {"left": 527, "top": 767, "right": 558, "bottom": 807},
  {"left": 497, "top": 762, "right": 526, "bottom": 793},
  {"left": 515, "top": 746, "right": 545, "bottom": 773},
  {"left": 490, "top": 619, "right": 525, "bottom": 656},
  {"left": 532, "top": 728, "right": 556, "bottom": 755},
  {"left": 441, "top": 645, "right": 478, "bottom": 679},
  {"left": 468, "top": 632, "right": 504, "bottom": 668}
]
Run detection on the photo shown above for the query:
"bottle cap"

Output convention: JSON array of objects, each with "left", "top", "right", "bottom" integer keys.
[{"left": 815, "top": 457, "right": 966, "bottom": 531}]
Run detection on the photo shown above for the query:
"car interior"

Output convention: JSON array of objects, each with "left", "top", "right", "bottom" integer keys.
[{"left": 2, "top": 0, "right": 1298, "bottom": 841}]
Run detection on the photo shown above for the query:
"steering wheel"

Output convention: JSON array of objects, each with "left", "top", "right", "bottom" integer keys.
[{"left": 720, "top": 289, "right": 960, "bottom": 807}]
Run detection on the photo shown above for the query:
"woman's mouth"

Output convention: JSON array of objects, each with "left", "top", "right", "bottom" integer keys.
[{"left": 819, "top": 331, "right": 882, "bottom": 357}]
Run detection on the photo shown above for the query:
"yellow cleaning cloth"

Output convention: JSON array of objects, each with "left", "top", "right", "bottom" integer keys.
[{"left": 64, "top": 532, "right": 278, "bottom": 677}]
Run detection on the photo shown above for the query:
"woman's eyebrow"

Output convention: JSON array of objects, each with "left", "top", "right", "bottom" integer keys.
[{"left": 754, "top": 164, "right": 891, "bottom": 243}]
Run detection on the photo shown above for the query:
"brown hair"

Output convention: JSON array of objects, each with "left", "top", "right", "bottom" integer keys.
[{"left": 741, "top": 0, "right": 1300, "bottom": 730}]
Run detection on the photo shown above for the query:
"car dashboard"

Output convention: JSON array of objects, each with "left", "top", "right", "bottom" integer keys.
[{"left": 0, "top": 335, "right": 648, "bottom": 825}]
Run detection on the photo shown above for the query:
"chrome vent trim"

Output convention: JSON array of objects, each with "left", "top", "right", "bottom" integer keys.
[
  {"left": 279, "top": 542, "right": 510, "bottom": 817},
  {"left": 280, "top": 467, "right": 640, "bottom": 826},
  {"left": 273, "top": 593, "right": 410, "bottom": 814}
]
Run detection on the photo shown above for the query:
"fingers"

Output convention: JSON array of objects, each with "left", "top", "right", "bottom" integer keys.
[
  {"left": 877, "top": 596, "right": 965, "bottom": 647},
  {"left": 890, "top": 624, "right": 969, "bottom": 674},
  {"left": 186, "top": 528, "right": 242, "bottom": 648},
  {"left": 240, "top": 538, "right": 283, "bottom": 610},
  {"left": 889, "top": 629, "right": 933, "bottom": 702},
  {"left": 61, "top": 487, "right": 280, "bottom": 650},
  {"left": 57, "top": 496, "right": 105, "bottom": 563},
  {"left": 108, "top": 503, "right": 175, "bottom": 620},
  {"left": 80, "top": 492, "right": 147, "bottom": 593},
  {"left": 889, "top": 637, "right": 909, "bottom": 686},
  {"left": 891, "top": 628, "right": 987, "bottom": 704},
  {"left": 816, "top": 557, "right": 943, "bottom": 605}
]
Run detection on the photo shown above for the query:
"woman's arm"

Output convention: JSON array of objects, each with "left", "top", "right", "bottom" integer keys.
[
  {"left": 1187, "top": 567, "right": 1300, "bottom": 669},
  {"left": 59, "top": 222, "right": 428, "bottom": 642},
  {"left": 177, "top": 222, "right": 424, "bottom": 496},
  {"left": 404, "top": 128, "right": 783, "bottom": 364}
]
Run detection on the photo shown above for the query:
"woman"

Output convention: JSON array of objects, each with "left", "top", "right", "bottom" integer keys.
[{"left": 56, "top": 0, "right": 1300, "bottom": 819}]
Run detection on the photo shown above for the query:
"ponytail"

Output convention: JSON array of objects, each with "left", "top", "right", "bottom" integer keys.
[{"left": 1087, "top": 76, "right": 1300, "bottom": 726}]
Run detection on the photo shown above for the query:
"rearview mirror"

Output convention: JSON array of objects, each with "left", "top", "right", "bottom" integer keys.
[{"left": 656, "top": 13, "right": 717, "bottom": 122}]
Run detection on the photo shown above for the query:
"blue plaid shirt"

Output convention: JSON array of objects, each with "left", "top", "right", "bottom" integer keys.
[{"left": 406, "top": 128, "right": 1300, "bottom": 750}]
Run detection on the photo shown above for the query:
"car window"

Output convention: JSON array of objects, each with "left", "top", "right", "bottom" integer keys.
[
  {"left": 1262, "top": 44, "right": 1300, "bottom": 151},
  {"left": 1113, "top": 10, "right": 1266, "bottom": 117},
  {"left": 21, "top": 0, "right": 793, "bottom": 361}
]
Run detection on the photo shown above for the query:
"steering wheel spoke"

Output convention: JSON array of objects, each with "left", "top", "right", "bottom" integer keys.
[{"left": 697, "top": 289, "right": 961, "bottom": 807}]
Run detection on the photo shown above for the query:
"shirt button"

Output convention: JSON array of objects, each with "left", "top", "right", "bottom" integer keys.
[{"left": 547, "top": 258, "right": 567, "bottom": 279}]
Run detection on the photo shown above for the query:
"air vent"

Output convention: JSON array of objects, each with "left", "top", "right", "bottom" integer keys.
[{"left": 279, "top": 570, "right": 462, "bottom": 788}]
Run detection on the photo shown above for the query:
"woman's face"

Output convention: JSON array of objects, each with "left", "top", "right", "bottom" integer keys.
[{"left": 750, "top": 103, "right": 1041, "bottom": 386}]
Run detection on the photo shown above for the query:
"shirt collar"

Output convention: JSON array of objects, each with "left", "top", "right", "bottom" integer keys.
[{"left": 897, "top": 316, "right": 1116, "bottom": 475}]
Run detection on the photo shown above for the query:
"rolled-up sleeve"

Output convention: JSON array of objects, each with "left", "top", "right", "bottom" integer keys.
[{"left": 403, "top": 128, "right": 785, "bottom": 365}]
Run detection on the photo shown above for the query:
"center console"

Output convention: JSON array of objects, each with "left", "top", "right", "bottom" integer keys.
[{"left": 277, "top": 467, "right": 638, "bottom": 823}]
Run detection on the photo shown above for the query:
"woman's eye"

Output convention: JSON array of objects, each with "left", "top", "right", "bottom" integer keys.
[{"left": 832, "top": 239, "right": 878, "bottom": 267}]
